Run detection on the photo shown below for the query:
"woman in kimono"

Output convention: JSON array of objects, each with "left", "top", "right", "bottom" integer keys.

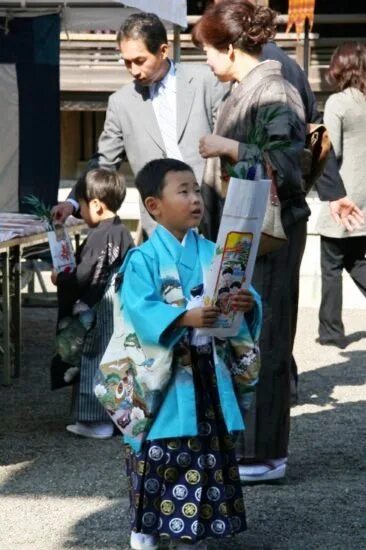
[
  {"left": 192, "top": 0, "right": 307, "bottom": 481},
  {"left": 118, "top": 159, "right": 262, "bottom": 550}
]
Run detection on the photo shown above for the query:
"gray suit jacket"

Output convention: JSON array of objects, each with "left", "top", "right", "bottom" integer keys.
[
  {"left": 316, "top": 88, "right": 366, "bottom": 238},
  {"left": 71, "top": 63, "right": 224, "bottom": 232}
]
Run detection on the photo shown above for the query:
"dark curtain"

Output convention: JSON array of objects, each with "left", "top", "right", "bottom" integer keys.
[{"left": 0, "top": 14, "right": 60, "bottom": 211}]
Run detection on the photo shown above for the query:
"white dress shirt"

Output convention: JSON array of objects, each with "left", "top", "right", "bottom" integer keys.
[{"left": 149, "top": 61, "right": 183, "bottom": 161}]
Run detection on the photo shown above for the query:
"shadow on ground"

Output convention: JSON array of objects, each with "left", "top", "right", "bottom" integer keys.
[{"left": 1, "top": 308, "right": 365, "bottom": 549}]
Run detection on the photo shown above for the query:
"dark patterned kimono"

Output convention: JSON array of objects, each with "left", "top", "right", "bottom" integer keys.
[{"left": 51, "top": 216, "right": 134, "bottom": 410}]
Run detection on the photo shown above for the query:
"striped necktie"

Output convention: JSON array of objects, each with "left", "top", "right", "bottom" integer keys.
[{"left": 154, "top": 80, "right": 183, "bottom": 161}]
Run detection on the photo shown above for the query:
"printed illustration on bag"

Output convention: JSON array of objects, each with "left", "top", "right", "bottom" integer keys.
[
  {"left": 48, "top": 225, "right": 76, "bottom": 274},
  {"left": 206, "top": 231, "right": 253, "bottom": 328}
]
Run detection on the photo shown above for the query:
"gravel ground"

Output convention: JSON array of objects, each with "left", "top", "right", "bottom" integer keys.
[{"left": 0, "top": 306, "right": 365, "bottom": 550}]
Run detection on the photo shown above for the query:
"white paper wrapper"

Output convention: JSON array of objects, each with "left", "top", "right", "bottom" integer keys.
[
  {"left": 47, "top": 225, "right": 76, "bottom": 274},
  {"left": 198, "top": 177, "right": 270, "bottom": 337}
]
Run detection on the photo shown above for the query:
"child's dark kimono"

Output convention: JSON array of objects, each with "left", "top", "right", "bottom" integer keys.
[
  {"left": 119, "top": 225, "right": 262, "bottom": 544},
  {"left": 51, "top": 216, "right": 133, "bottom": 422}
]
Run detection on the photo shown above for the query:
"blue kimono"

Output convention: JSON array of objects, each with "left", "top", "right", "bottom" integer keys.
[
  {"left": 118, "top": 225, "right": 262, "bottom": 542},
  {"left": 107, "top": 225, "right": 262, "bottom": 448}
]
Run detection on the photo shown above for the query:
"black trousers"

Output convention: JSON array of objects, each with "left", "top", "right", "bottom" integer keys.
[
  {"left": 319, "top": 236, "right": 366, "bottom": 340},
  {"left": 237, "top": 219, "right": 307, "bottom": 460}
]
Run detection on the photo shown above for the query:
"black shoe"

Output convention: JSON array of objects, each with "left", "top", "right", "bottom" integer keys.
[{"left": 316, "top": 336, "right": 348, "bottom": 349}]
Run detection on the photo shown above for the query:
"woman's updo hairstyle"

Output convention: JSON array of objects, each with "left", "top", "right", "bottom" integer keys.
[{"left": 192, "top": 0, "right": 277, "bottom": 56}]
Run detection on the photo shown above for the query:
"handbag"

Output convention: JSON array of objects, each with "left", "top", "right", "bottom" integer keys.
[
  {"left": 258, "top": 158, "right": 287, "bottom": 256},
  {"left": 302, "top": 123, "right": 331, "bottom": 194}
]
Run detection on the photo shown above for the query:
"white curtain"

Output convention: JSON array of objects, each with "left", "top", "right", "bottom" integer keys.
[{"left": 116, "top": 0, "right": 187, "bottom": 28}]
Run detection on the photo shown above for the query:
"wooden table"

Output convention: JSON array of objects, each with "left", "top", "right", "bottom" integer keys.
[{"left": 0, "top": 223, "right": 86, "bottom": 386}]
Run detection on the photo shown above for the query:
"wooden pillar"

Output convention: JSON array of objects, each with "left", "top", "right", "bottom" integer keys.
[{"left": 61, "top": 111, "right": 81, "bottom": 179}]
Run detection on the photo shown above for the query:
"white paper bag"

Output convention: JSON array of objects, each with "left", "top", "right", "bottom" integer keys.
[
  {"left": 199, "top": 177, "right": 270, "bottom": 337},
  {"left": 47, "top": 225, "right": 76, "bottom": 274}
]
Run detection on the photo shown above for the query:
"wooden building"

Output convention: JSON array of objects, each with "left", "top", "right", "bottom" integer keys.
[{"left": 56, "top": 3, "right": 366, "bottom": 179}]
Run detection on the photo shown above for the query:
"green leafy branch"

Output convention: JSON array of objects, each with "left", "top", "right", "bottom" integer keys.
[
  {"left": 227, "top": 106, "right": 292, "bottom": 180},
  {"left": 22, "top": 195, "right": 54, "bottom": 231}
]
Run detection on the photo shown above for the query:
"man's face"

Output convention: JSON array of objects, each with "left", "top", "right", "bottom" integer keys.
[{"left": 119, "top": 38, "right": 169, "bottom": 86}]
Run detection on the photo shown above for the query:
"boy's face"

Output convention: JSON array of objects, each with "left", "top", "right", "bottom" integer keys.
[
  {"left": 146, "top": 170, "right": 204, "bottom": 241},
  {"left": 79, "top": 198, "right": 101, "bottom": 228}
]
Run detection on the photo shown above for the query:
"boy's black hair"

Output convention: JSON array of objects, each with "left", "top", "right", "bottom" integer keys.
[
  {"left": 230, "top": 281, "right": 241, "bottom": 289},
  {"left": 117, "top": 12, "right": 168, "bottom": 54},
  {"left": 135, "top": 158, "right": 195, "bottom": 205},
  {"left": 75, "top": 168, "right": 126, "bottom": 213},
  {"left": 218, "top": 286, "right": 230, "bottom": 295}
]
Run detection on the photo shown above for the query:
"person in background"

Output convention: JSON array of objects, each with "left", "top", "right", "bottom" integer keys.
[
  {"left": 195, "top": 0, "right": 364, "bottom": 484},
  {"left": 52, "top": 12, "right": 224, "bottom": 235},
  {"left": 51, "top": 168, "right": 134, "bottom": 439},
  {"left": 316, "top": 42, "right": 366, "bottom": 348}
]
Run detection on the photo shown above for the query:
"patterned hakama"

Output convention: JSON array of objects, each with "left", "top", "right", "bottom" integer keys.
[
  {"left": 73, "top": 274, "right": 116, "bottom": 422},
  {"left": 126, "top": 344, "right": 247, "bottom": 543}
]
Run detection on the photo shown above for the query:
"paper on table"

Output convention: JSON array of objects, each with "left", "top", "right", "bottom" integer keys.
[{"left": 198, "top": 177, "right": 270, "bottom": 338}]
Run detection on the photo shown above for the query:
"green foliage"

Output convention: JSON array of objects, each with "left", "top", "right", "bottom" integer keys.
[
  {"left": 22, "top": 194, "right": 54, "bottom": 230},
  {"left": 228, "top": 106, "right": 292, "bottom": 180}
]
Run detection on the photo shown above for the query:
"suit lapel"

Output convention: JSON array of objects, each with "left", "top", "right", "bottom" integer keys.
[
  {"left": 176, "top": 65, "right": 196, "bottom": 143},
  {"left": 133, "top": 83, "right": 166, "bottom": 153}
]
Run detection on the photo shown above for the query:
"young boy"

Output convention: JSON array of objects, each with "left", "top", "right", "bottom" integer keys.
[
  {"left": 51, "top": 168, "right": 134, "bottom": 439},
  {"left": 118, "top": 159, "right": 262, "bottom": 549}
]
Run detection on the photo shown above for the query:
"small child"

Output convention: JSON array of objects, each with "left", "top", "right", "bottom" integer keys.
[
  {"left": 51, "top": 168, "right": 134, "bottom": 439},
  {"left": 118, "top": 159, "right": 262, "bottom": 550}
]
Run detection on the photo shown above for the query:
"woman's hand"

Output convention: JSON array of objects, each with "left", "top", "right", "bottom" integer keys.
[
  {"left": 230, "top": 289, "right": 254, "bottom": 313},
  {"left": 177, "top": 306, "right": 220, "bottom": 328},
  {"left": 199, "top": 134, "right": 239, "bottom": 161}
]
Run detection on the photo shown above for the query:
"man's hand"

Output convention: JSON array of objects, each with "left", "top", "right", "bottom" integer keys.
[
  {"left": 177, "top": 306, "right": 220, "bottom": 328},
  {"left": 230, "top": 289, "right": 254, "bottom": 313},
  {"left": 329, "top": 197, "right": 365, "bottom": 232},
  {"left": 51, "top": 201, "right": 74, "bottom": 224},
  {"left": 199, "top": 134, "right": 238, "bottom": 161}
]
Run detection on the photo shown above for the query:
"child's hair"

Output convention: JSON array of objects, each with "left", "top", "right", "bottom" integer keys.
[
  {"left": 218, "top": 286, "right": 230, "bottom": 295},
  {"left": 135, "top": 158, "right": 194, "bottom": 204},
  {"left": 75, "top": 168, "right": 126, "bottom": 212},
  {"left": 230, "top": 281, "right": 241, "bottom": 289}
]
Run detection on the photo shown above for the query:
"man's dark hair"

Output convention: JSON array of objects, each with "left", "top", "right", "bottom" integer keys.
[
  {"left": 117, "top": 12, "right": 168, "bottom": 54},
  {"left": 75, "top": 168, "right": 126, "bottom": 212},
  {"left": 135, "top": 158, "right": 194, "bottom": 204}
]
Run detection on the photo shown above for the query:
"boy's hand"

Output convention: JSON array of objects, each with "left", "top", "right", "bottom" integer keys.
[
  {"left": 178, "top": 306, "right": 220, "bottom": 328},
  {"left": 51, "top": 269, "right": 58, "bottom": 286},
  {"left": 230, "top": 289, "right": 254, "bottom": 313}
]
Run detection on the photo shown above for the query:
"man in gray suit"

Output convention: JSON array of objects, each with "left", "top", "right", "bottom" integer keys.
[{"left": 53, "top": 12, "right": 224, "bottom": 231}]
